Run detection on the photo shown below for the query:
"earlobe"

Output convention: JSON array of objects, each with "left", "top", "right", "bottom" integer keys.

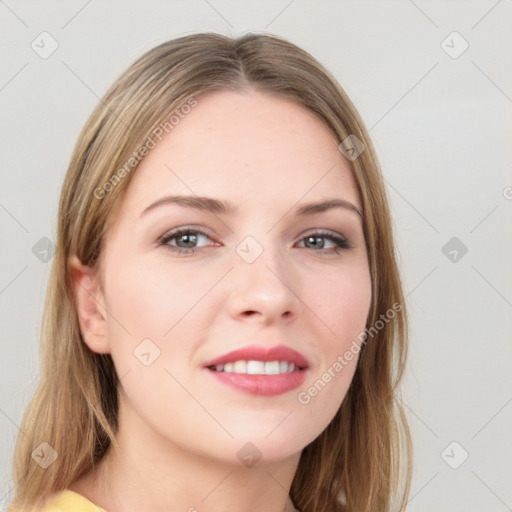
[{"left": 68, "top": 254, "right": 111, "bottom": 354}]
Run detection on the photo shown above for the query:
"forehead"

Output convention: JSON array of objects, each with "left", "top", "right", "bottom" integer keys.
[{"left": 116, "top": 90, "right": 360, "bottom": 221}]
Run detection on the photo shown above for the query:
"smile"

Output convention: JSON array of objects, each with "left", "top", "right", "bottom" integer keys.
[{"left": 208, "top": 360, "right": 301, "bottom": 375}]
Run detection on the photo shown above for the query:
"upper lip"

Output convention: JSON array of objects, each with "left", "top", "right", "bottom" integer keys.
[{"left": 203, "top": 345, "right": 310, "bottom": 369}]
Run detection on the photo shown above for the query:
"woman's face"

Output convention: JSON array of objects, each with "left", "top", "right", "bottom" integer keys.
[{"left": 89, "top": 90, "right": 371, "bottom": 464}]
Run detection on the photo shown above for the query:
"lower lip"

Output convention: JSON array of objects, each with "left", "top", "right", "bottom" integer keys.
[{"left": 205, "top": 368, "right": 308, "bottom": 396}]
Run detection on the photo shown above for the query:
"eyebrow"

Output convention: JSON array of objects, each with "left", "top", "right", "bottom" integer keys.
[{"left": 140, "top": 194, "right": 363, "bottom": 220}]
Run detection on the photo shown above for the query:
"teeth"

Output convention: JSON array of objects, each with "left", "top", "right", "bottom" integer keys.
[
  {"left": 233, "top": 360, "right": 247, "bottom": 373},
  {"left": 263, "top": 361, "right": 280, "bottom": 375},
  {"left": 212, "top": 360, "right": 299, "bottom": 375},
  {"left": 247, "top": 360, "right": 265, "bottom": 374}
]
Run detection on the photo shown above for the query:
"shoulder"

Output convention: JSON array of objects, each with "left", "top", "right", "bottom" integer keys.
[{"left": 37, "top": 490, "right": 108, "bottom": 512}]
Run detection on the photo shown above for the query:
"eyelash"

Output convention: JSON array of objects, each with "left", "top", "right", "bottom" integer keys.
[{"left": 158, "top": 228, "right": 353, "bottom": 256}]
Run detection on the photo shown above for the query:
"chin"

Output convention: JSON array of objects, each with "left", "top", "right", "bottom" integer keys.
[{"left": 222, "top": 428, "right": 314, "bottom": 465}]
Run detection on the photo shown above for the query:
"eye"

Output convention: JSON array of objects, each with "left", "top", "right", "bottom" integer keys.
[
  {"left": 296, "top": 230, "right": 353, "bottom": 254},
  {"left": 158, "top": 228, "right": 216, "bottom": 255},
  {"left": 157, "top": 227, "right": 353, "bottom": 257}
]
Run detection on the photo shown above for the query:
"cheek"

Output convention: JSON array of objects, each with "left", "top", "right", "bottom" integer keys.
[
  {"left": 295, "top": 265, "right": 371, "bottom": 425},
  {"left": 101, "top": 257, "right": 225, "bottom": 378},
  {"left": 103, "top": 259, "right": 214, "bottom": 337},
  {"left": 306, "top": 264, "right": 372, "bottom": 343}
]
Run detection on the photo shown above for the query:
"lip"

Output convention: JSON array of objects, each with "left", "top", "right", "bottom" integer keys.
[
  {"left": 206, "top": 369, "right": 308, "bottom": 396},
  {"left": 203, "top": 345, "right": 310, "bottom": 397},
  {"left": 202, "top": 345, "right": 310, "bottom": 369}
]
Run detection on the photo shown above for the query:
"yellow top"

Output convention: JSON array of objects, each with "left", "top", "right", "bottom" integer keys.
[
  {"left": 10, "top": 490, "right": 300, "bottom": 512},
  {"left": 33, "top": 490, "right": 107, "bottom": 512}
]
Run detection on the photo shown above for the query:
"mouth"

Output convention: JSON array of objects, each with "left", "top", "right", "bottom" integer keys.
[
  {"left": 207, "top": 360, "right": 303, "bottom": 375},
  {"left": 203, "top": 345, "right": 309, "bottom": 396},
  {"left": 203, "top": 344, "right": 310, "bottom": 373}
]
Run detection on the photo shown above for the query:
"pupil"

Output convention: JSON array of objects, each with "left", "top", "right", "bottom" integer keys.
[
  {"left": 179, "top": 234, "right": 196, "bottom": 247},
  {"left": 308, "top": 236, "right": 324, "bottom": 249}
]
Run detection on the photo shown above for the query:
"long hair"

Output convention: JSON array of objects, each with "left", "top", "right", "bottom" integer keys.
[{"left": 9, "top": 32, "right": 412, "bottom": 512}]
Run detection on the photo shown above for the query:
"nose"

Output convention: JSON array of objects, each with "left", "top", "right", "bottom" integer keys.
[{"left": 227, "top": 245, "right": 300, "bottom": 326}]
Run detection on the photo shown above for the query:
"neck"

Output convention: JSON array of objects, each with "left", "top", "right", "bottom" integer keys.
[{"left": 71, "top": 394, "right": 301, "bottom": 512}]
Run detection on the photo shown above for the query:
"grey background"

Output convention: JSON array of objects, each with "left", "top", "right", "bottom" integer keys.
[{"left": 1, "top": 1, "right": 511, "bottom": 510}]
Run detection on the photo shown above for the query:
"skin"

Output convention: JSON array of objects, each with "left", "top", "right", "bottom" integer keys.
[{"left": 69, "top": 89, "right": 372, "bottom": 512}]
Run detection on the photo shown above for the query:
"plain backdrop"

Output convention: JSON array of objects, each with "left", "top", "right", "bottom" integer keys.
[{"left": 1, "top": 1, "right": 511, "bottom": 510}]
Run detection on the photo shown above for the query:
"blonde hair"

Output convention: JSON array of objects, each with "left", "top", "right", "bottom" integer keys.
[{"left": 9, "top": 32, "right": 412, "bottom": 512}]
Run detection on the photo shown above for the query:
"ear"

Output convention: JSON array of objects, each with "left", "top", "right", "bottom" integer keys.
[{"left": 68, "top": 254, "right": 111, "bottom": 354}]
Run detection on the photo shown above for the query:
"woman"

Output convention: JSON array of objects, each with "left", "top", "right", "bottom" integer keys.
[{"left": 8, "top": 32, "right": 412, "bottom": 512}]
